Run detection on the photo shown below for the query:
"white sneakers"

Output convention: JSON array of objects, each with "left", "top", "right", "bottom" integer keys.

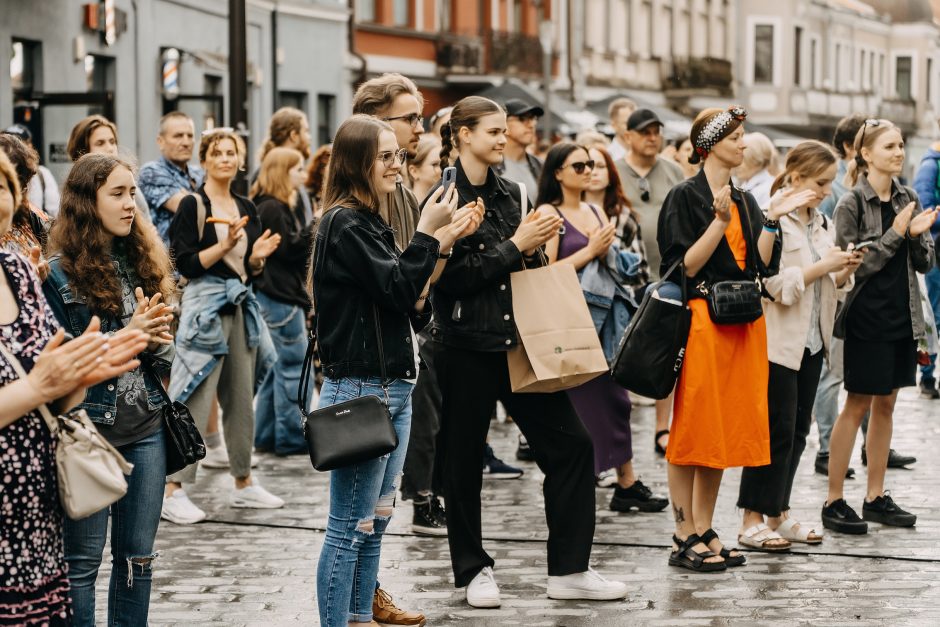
[
  {"left": 200, "top": 445, "right": 231, "bottom": 469},
  {"left": 466, "top": 567, "right": 501, "bottom": 608},
  {"left": 547, "top": 568, "right": 628, "bottom": 601},
  {"left": 161, "top": 489, "right": 207, "bottom": 525},
  {"left": 231, "top": 484, "right": 285, "bottom": 509}
]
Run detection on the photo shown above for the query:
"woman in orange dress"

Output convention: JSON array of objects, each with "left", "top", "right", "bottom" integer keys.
[{"left": 657, "top": 106, "right": 792, "bottom": 572}]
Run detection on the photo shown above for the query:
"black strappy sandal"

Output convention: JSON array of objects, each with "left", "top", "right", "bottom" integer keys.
[
  {"left": 654, "top": 430, "right": 669, "bottom": 456},
  {"left": 699, "top": 528, "right": 747, "bottom": 567},
  {"left": 668, "top": 534, "right": 727, "bottom": 572}
]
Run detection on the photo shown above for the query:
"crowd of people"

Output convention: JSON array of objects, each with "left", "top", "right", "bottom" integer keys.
[{"left": 1, "top": 70, "right": 938, "bottom": 627}]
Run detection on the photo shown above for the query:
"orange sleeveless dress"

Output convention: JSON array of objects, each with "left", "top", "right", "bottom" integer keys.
[{"left": 666, "top": 202, "right": 771, "bottom": 469}]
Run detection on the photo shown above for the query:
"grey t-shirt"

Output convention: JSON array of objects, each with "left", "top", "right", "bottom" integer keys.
[
  {"left": 615, "top": 158, "right": 684, "bottom": 280},
  {"left": 501, "top": 156, "right": 539, "bottom": 204}
]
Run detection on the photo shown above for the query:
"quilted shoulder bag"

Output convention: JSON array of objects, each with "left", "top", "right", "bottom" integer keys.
[
  {"left": 142, "top": 358, "right": 206, "bottom": 475},
  {"left": 699, "top": 191, "right": 764, "bottom": 325},
  {"left": 0, "top": 341, "right": 134, "bottom": 520}
]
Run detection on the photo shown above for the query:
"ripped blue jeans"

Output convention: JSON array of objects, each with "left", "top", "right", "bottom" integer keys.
[
  {"left": 64, "top": 427, "right": 165, "bottom": 626},
  {"left": 316, "top": 376, "right": 414, "bottom": 627}
]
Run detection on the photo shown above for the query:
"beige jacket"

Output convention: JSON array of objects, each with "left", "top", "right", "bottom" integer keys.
[{"left": 762, "top": 210, "right": 854, "bottom": 371}]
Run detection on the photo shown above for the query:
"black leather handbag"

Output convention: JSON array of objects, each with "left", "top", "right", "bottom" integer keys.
[
  {"left": 297, "top": 208, "right": 398, "bottom": 472},
  {"left": 610, "top": 259, "right": 692, "bottom": 399},
  {"left": 700, "top": 192, "right": 764, "bottom": 325},
  {"left": 146, "top": 362, "right": 206, "bottom": 475}
]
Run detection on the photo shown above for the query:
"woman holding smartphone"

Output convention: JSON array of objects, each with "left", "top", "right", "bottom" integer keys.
[
  {"left": 823, "top": 119, "right": 937, "bottom": 534},
  {"left": 431, "top": 96, "right": 627, "bottom": 607},
  {"left": 312, "top": 114, "right": 481, "bottom": 627}
]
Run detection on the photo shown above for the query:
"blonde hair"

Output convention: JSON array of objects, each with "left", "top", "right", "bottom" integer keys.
[
  {"left": 0, "top": 150, "right": 21, "bottom": 209},
  {"left": 770, "top": 141, "right": 838, "bottom": 196},
  {"left": 198, "top": 129, "right": 247, "bottom": 170},
  {"left": 352, "top": 73, "right": 424, "bottom": 117},
  {"left": 847, "top": 119, "right": 901, "bottom": 187},
  {"left": 575, "top": 129, "right": 610, "bottom": 150},
  {"left": 250, "top": 147, "right": 303, "bottom": 206},
  {"left": 742, "top": 133, "right": 779, "bottom": 175},
  {"left": 405, "top": 135, "right": 440, "bottom": 185}
]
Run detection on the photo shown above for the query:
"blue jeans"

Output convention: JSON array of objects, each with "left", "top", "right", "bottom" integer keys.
[
  {"left": 920, "top": 266, "right": 940, "bottom": 384},
  {"left": 254, "top": 291, "right": 308, "bottom": 454},
  {"left": 64, "top": 428, "right": 166, "bottom": 627},
  {"left": 316, "top": 376, "right": 414, "bottom": 627}
]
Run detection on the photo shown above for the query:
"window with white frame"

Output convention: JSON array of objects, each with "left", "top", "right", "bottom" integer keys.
[
  {"left": 896, "top": 56, "right": 913, "bottom": 100},
  {"left": 753, "top": 24, "right": 774, "bottom": 84}
]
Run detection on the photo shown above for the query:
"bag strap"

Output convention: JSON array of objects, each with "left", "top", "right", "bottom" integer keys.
[
  {"left": 190, "top": 192, "right": 208, "bottom": 242},
  {"left": 518, "top": 181, "right": 528, "bottom": 221},
  {"left": 735, "top": 189, "right": 761, "bottom": 279},
  {"left": 0, "top": 340, "right": 59, "bottom": 435},
  {"left": 658, "top": 257, "right": 688, "bottom": 304}
]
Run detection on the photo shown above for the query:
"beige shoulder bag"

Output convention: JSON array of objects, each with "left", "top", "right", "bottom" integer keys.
[{"left": 0, "top": 341, "right": 134, "bottom": 520}]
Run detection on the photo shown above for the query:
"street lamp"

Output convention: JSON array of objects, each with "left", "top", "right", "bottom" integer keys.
[{"left": 539, "top": 16, "right": 553, "bottom": 139}]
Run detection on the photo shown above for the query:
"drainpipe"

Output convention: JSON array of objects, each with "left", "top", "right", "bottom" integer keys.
[
  {"left": 348, "top": 0, "right": 367, "bottom": 87},
  {"left": 130, "top": 0, "right": 141, "bottom": 156},
  {"left": 271, "top": 4, "right": 278, "bottom": 107}
]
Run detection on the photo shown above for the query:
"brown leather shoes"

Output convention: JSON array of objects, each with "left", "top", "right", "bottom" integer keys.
[{"left": 372, "top": 588, "right": 426, "bottom": 626}]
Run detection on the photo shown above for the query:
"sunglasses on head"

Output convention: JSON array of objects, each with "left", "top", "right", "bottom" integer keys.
[
  {"left": 563, "top": 160, "right": 595, "bottom": 174},
  {"left": 858, "top": 118, "right": 882, "bottom": 147},
  {"left": 201, "top": 126, "right": 235, "bottom": 136},
  {"left": 638, "top": 176, "right": 651, "bottom": 202},
  {"left": 376, "top": 148, "right": 407, "bottom": 168}
]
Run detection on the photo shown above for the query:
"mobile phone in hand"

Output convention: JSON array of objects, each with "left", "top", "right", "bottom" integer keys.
[
  {"left": 441, "top": 166, "right": 457, "bottom": 192},
  {"left": 853, "top": 240, "right": 875, "bottom": 251}
]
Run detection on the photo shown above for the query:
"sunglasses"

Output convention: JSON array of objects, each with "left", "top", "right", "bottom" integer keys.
[
  {"left": 201, "top": 126, "right": 235, "bottom": 136},
  {"left": 858, "top": 118, "right": 881, "bottom": 148},
  {"left": 384, "top": 113, "right": 424, "bottom": 129},
  {"left": 376, "top": 149, "right": 407, "bottom": 168},
  {"left": 563, "top": 160, "right": 595, "bottom": 174},
  {"left": 638, "top": 177, "right": 651, "bottom": 202}
]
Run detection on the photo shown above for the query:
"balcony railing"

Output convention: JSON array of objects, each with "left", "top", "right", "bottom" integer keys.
[
  {"left": 436, "top": 36, "right": 484, "bottom": 74},
  {"left": 663, "top": 57, "right": 733, "bottom": 95},
  {"left": 485, "top": 31, "right": 544, "bottom": 76}
]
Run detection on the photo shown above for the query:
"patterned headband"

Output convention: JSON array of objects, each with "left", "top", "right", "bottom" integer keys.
[{"left": 693, "top": 106, "right": 747, "bottom": 160}]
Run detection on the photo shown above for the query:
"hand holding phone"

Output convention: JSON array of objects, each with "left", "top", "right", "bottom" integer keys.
[
  {"left": 441, "top": 166, "right": 457, "bottom": 192},
  {"left": 852, "top": 240, "right": 875, "bottom": 251}
]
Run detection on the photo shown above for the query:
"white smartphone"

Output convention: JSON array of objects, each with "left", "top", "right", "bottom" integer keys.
[
  {"left": 853, "top": 240, "right": 876, "bottom": 251},
  {"left": 441, "top": 166, "right": 457, "bottom": 191}
]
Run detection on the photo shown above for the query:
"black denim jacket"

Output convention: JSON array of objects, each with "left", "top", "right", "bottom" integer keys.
[
  {"left": 313, "top": 205, "right": 439, "bottom": 380},
  {"left": 428, "top": 160, "right": 542, "bottom": 351}
]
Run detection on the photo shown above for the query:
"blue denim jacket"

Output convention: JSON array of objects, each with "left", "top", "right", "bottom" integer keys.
[
  {"left": 42, "top": 257, "right": 173, "bottom": 425},
  {"left": 169, "top": 274, "right": 273, "bottom": 403},
  {"left": 580, "top": 248, "right": 640, "bottom": 364}
]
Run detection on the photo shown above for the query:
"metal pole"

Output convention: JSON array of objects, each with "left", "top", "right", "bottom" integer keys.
[
  {"left": 538, "top": 5, "right": 553, "bottom": 141},
  {"left": 229, "top": 0, "right": 249, "bottom": 194}
]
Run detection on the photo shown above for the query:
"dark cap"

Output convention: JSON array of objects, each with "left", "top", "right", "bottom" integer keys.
[
  {"left": 503, "top": 99, "right": 545, "bottom": 118},
  {"left": 2, "top": 124, "right": 31, "bottom": 142},
  {"left": 627, "top": 109, "right": 663, "bottom": 132}
]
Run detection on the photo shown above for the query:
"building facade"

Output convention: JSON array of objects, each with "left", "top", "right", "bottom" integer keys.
[{"left": 2, "top": 0, "right": 349, "bottom": 183}]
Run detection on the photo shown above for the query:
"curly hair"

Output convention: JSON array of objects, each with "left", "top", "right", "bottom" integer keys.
[
  {"left": 0, "top": 149, "right": 22, "bottom": 210},
  {"left": 304, "top": 144, "right": 332, "bottom": 201},
  {"left": 49, "top": 154, "right": 175, "bottom": 318}
]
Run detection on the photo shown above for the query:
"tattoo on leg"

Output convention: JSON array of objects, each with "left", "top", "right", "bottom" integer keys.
[{"left": 673, "top": 505, "right": 685, "bottom": 523}]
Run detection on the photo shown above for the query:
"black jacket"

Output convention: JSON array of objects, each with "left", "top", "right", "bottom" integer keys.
[
  {"left": 313, "top": 205, "right": 439, "bottom": 380},
  {"left": 428, "top": 159, "right": 539, "bottom": 351},
  {"left": 657, "top": 168, "right": 780, "bottom": 296},
  {"left": 251, "top": 193, "right": 315, "bottom": 310}
]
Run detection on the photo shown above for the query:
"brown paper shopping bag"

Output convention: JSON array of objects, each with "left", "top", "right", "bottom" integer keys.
[{"left": 507, "top": 263, "right": 608, "bottom": 393}]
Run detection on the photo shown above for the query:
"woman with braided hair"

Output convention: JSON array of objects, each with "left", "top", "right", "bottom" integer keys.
[{"left": 658, "top": 106, "right": 799, "bottom": 572}]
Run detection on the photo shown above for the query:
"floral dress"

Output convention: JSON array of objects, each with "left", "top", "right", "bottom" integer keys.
[{"left": 0, "top": 251, "right": 71, "bottom": 625}]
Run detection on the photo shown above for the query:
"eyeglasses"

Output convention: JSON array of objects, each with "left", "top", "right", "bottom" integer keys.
[
  {"left": 384, "top": 113, "right": 424, "bottom": 129},
  {"left": 202, "top": 126, "right": 235, "bottom": 136},
  {"left": 563, "top": 160, "right": 595, "bottom": 174},
  {"left": 858, "top": 118, "right": 881, "bottom": 148},
  {"left": 376, "top": 149, "right": 407, "bottom": 168},
  {"left": 638, "top": 177, "right": 651, "bottom": 202}
]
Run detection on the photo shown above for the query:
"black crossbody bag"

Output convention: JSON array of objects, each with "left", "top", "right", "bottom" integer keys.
[
  {"left": 698, "top": 191, "right": 764, "bottom": 324},
  {"left": 142, "top": 358, "right": 206, "bottom": 475},
  {"left": 297, "top": 209, "right": 398, "bottom": 471}
]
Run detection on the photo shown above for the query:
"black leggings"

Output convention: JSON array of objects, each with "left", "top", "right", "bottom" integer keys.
[
  {"left": 738, "top": 349, "right": 824, "bottom": 517},
  {"left": 435, "top": 344, "right": 596, "bottom": 587}
]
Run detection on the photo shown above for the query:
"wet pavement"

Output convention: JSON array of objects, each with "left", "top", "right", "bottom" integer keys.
[{"left": 97, "top": 387, "right": 939, "bottom": 625}]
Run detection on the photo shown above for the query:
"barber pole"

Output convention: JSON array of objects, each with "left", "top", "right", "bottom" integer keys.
[
  {"left": 162, "top": 48, "right": 180, "bottom": 100},
  {"left": 103, "top": 0, "right": 116, "bottom": 46}
]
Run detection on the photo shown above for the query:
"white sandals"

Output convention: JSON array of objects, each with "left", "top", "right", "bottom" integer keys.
[
  {"left": 737, "top": 523, "right": 792, "bottom": 552},
  {"left": 774, "top": 518, "right": 823, "bottom": 544}
]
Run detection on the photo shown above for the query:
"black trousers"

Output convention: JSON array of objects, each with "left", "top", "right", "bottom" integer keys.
[
  {"left": 738, "top": 348, "right": 825, "bottom": 516},
  {"left": 400, "top": 332, "right": 445, "bottom": 501},
  {"left": 435, "top": 344, "right": 596, "bottom": 588}
]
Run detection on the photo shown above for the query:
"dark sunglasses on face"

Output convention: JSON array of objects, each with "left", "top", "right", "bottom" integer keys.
[
  {"left": 563, "top": 160, "right": 595, "bottom": 174},
  {"left": 376, "top": 149, "right": 407, "bottom": 168},
  {"left": 638, "top": 176, "right": 651, "bottom": 202}
]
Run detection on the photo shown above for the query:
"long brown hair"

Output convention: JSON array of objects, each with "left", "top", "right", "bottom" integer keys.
[
  {"left": 440, "top": 96, "right": 503, "bottom": 168},
  {"left": 304, "top": 144, "right": 332, "bottom": 200},
  {"left": 591, "top": 146, "right": 633, "bottom": 221},
  {"left": 770, "top": 141, "right": 838, "bottom": 196},
  {"left": 320, "top": 114, "right": 391, "bottom": 214},
  {"left": 49, "top": 154, "right": 174, "bottom": 318},
  {"left": 67, "top": 115, "right": 118, "bottom": 161},
  {"left": 250, "top": 147, "right": 303, "bottom": 206}
]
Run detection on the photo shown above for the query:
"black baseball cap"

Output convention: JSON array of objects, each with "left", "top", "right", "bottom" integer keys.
[
  {"left": 504, "top": 99, "right": 545, "bottom": 118},
  {"left": 627, "top": 109, "right": 663, "bottom": 132}
]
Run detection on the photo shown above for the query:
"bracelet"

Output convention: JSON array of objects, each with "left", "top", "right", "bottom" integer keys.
[
  {"left": 762, "top": 225, "right": 779, "bottom": 234},
  {"left": 438, "top": 250, "right": 452, "bottom": 259},
  {"left": 763, "top": 216, "right": 780, "bottom": 229}
]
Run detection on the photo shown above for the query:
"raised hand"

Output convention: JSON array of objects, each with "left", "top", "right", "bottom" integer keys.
[
  {"left": 768, "top": 188, "right": 818, "bottom": 220},
  {"left": 511, "top": 211, "right": 565, "bottom": 255},
  {"left": 892, "top": 202, "right": 915, "bottom": 237},
  {"left": 418, "top": 184, "right": 460, "bottom": 235},
  {"left": 28, "top": 246, "right": 50, "bottom": 281},
  {"left": 127, "top": 287, "right": 174, "bottom": 348},
  {"left": 221, "top": 216, "right": 250, "bottom": 251},
  {"left": 587, "top": 223, "right": 617, "bottom": 259},
  {"left": 712, "top": 185, "right": 732, "bottom": 222},
  {"left": 909, "top": 207, "right": 939, "bottom": 237},
  {"left": 251, "top": 229, "right": 282, "bottom": 260}
]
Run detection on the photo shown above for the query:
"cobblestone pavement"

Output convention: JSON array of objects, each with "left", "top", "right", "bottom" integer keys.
[{"left": 96, "top": 387, "right": 939, "bottom": 625}]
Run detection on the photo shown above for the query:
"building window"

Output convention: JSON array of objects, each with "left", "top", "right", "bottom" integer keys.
[
  {"left": 513, "top": 0, "right": 523, "bottom": 33},
  {"left": 84, "top": 54, "right": 115, "bottom": 93},
  {"left": 896, "top": 56, "right": 912, "bottom": 100},
  {"left": 278, "top": 90, "right": 308, "bottom": 114},
  {"left": 753, "top": 24, "right": 774, "bottom": 84},
  {"left": 356, "top": 0, "right": 375, "bottom": 22},
  {"left": 317, "top": 94, "right": 335, "bottom": 146},
  {"left": 793, "top": 26, "right": 802, "bottom": 86},
  {"left": 393, "top": 0, "right": 409, "bottom": 27},
  {"left": 10, "top": 39, "right": 41, "bottom": 97},
  {"left": 834, "top": 43, "right": 841, "bottom": 90},
  {"left": 810, "top": 38, "right": 817, "bottom": 88},
  {"left": 928, "top": 58, "right": 934, "bottom": 108}
]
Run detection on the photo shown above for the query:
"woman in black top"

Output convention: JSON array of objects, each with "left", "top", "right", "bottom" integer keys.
[
  {"left": 249, "top": 146, "right": 314, "bottom": 455},
  {"left": 164, "top": 129, "right": 283, "bottom": 524},
  {"left": 823, "top": 119, "right": 937, "bottom": 534},
  {"left": 430, "top": 96, "right": 628, "bottom": 608}
]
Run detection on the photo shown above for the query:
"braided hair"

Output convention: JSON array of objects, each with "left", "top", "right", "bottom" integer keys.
[{"left": 439, "top": 96, "right": 503, "bottom": 168}]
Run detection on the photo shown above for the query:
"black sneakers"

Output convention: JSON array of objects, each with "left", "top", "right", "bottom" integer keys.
[
  {"left": 821, "top": 499, "right": 868, "bottom": 535},
  {"left": 515, "top": 434, "right": 534, "bottom": 462},
  {"left": 862, "top": 493, "right": 917, "bottom": 527},
  {"left": 814, "top": 453, "right": 855, "bottom": 478},
  {"left": 610, "top": 479, "right": 669, "bottom": 513},
  {"left": 861, "top": 447, "right": 917, "bottom": 468},
  {"left": 412, "top": 496, "right": 447, "bottom": 536},
  {"left": 920, "top": 378, "right": 940, "bottom": 400}
]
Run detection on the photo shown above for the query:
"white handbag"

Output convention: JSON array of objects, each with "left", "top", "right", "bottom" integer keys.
[{"left": 0, "top": 341, "right": 134, "bottom": 520}]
